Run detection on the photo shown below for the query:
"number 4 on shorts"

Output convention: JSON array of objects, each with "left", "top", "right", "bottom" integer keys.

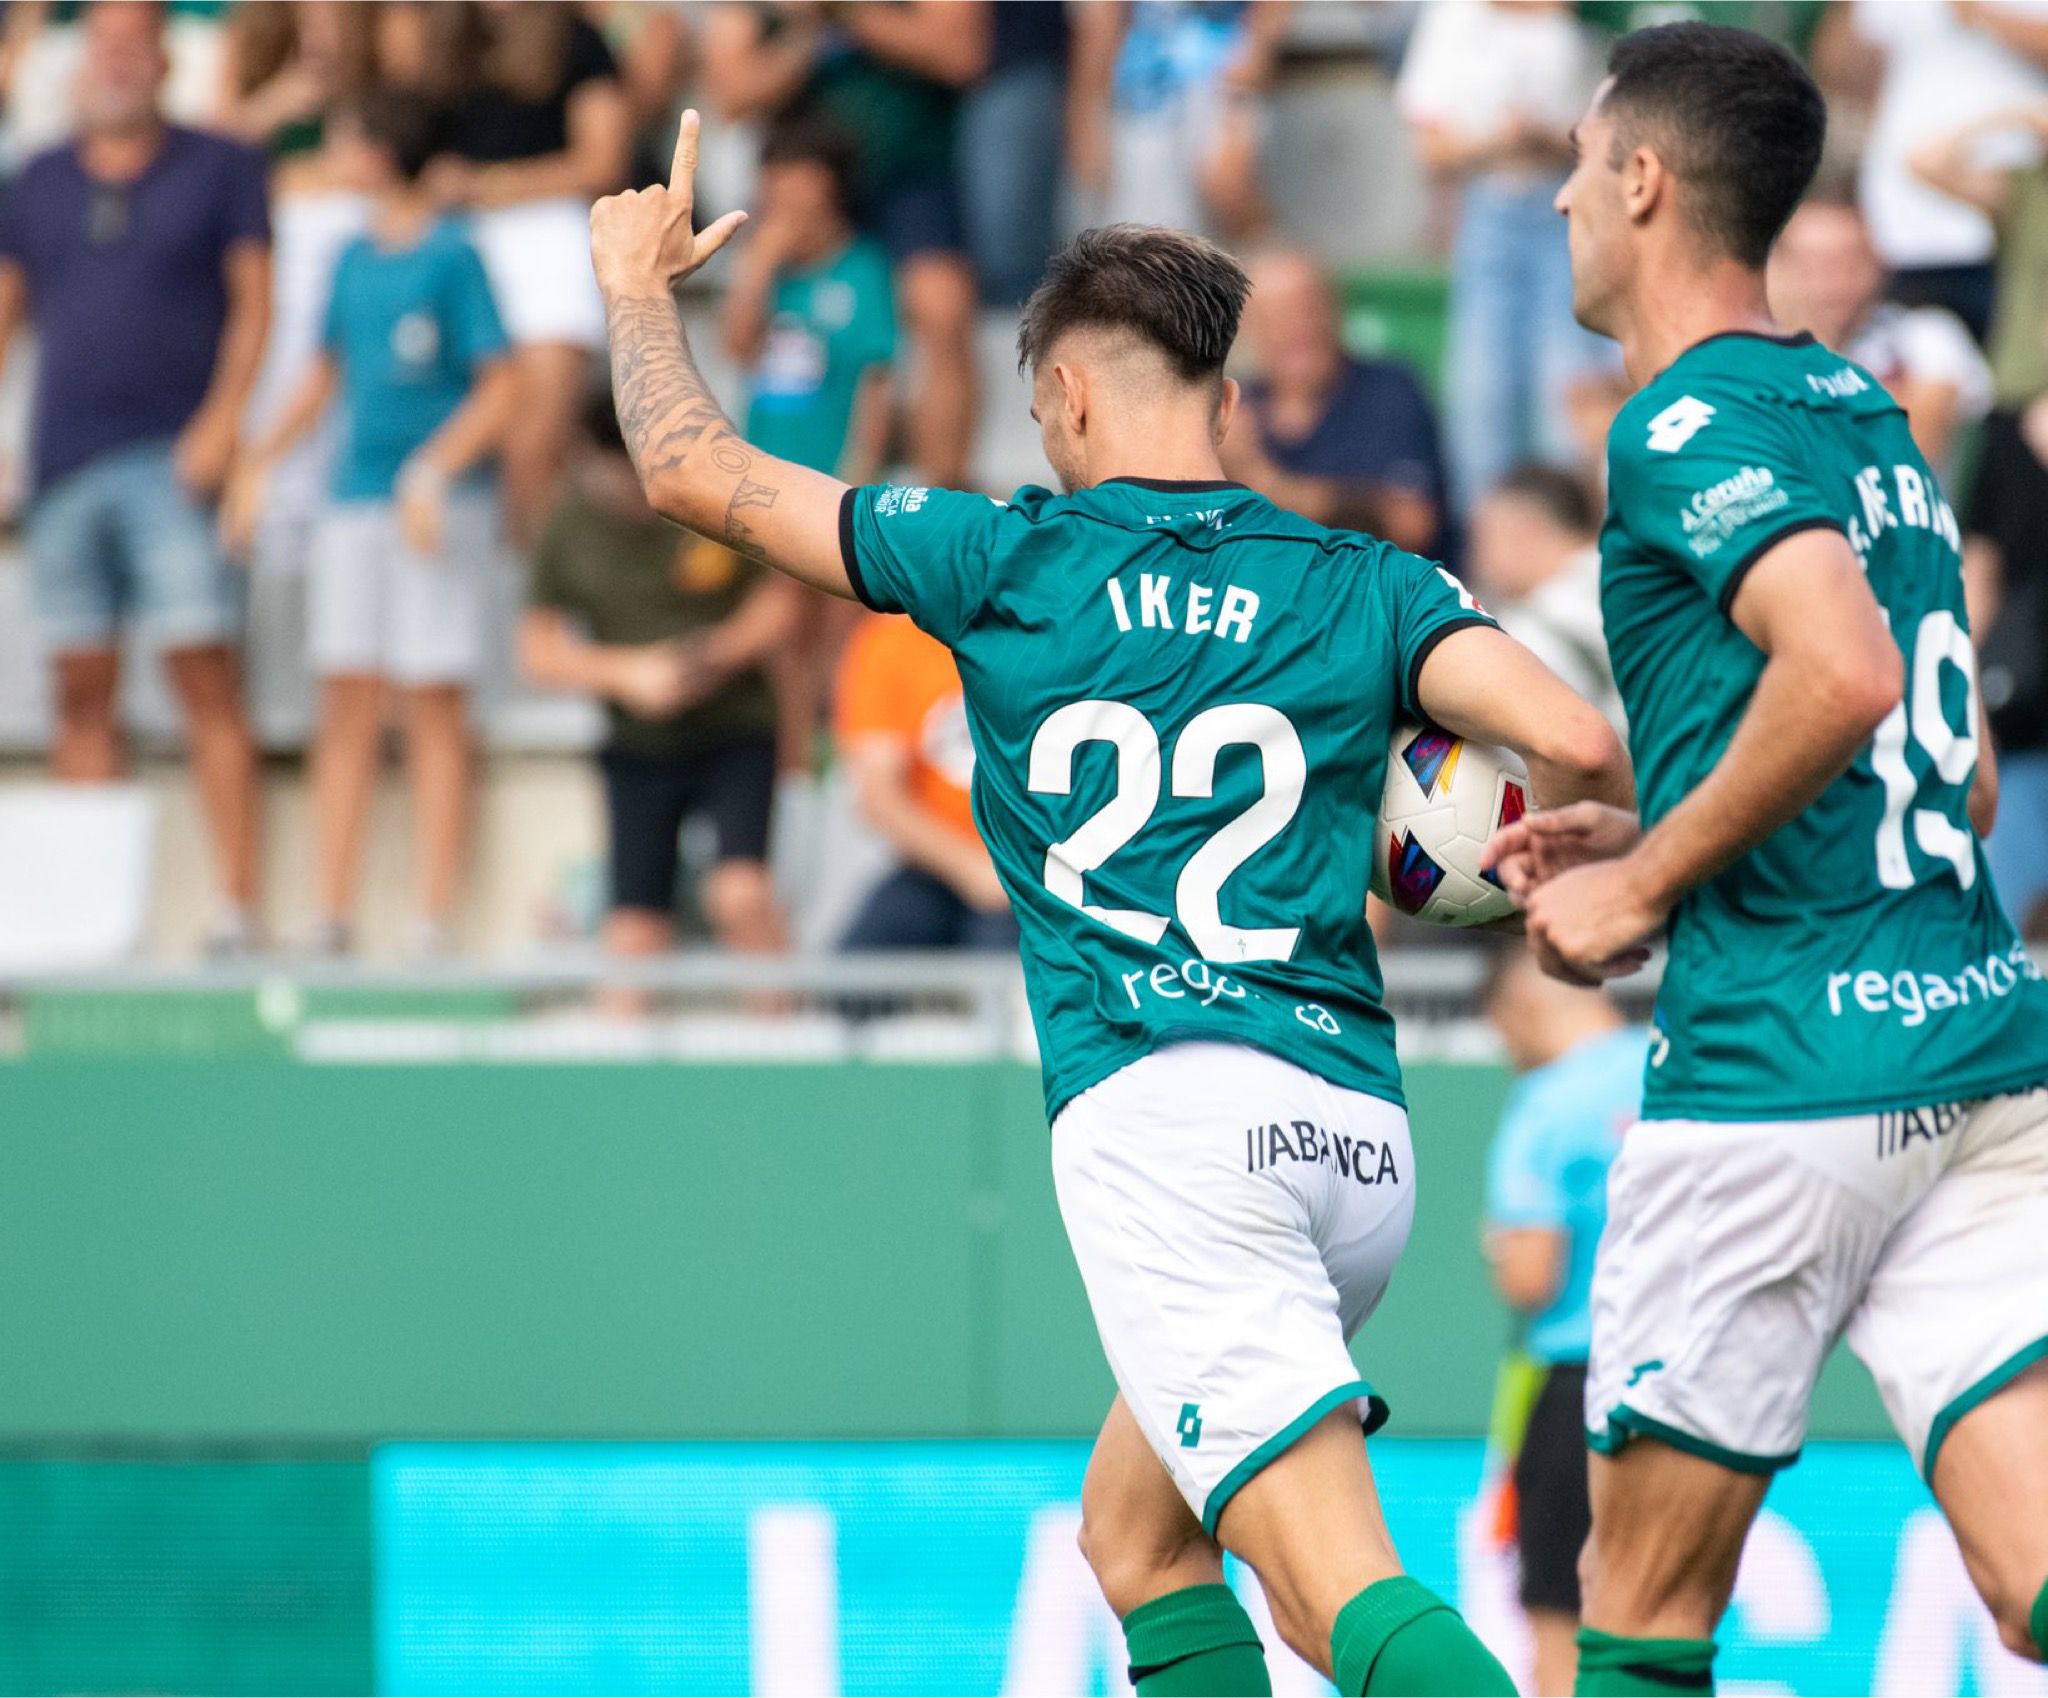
[{"left": 1177, "top": 1402, "right": 1204, "bottom": 1449}]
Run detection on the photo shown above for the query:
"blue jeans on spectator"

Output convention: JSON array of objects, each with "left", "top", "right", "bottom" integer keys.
[
  {"left": 1988, "top": 749, "right": 2048, "bottom": 933},
  {"left": 1444, "top": 172, "right": 1611, "bottom": 516},
  {"left": 842, "top": 865, "right": 1020, "bottom": 951},
  {"left": 26, "top": 437, "right": 241, "bottom": 653},
  {"left": 958, "top": 61, "right": 1065, "bottom": 306}
]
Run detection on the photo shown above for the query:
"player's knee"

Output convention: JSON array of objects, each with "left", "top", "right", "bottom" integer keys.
[
  {"left": 1981, "top": 1565, "right": 2048, "bottom": 1662},
  {"left": 1076, "top": 1507, "right": 1206, "bottom": 1621}
]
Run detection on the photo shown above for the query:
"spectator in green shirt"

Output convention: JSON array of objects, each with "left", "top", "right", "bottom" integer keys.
[{"left": 520, "top": 395, "right": 801, "bottom": 994}]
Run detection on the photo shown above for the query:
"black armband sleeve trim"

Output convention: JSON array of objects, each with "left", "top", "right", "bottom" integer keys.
[
  {"left": 1404, "top": 614, "right": 1495, "bottom": 720},
  {"left": 839, "top": 487, "right": 881, "bottom": 611},
  {"left": 1715, "top": 518, "right": 1847, "bottom": 616}
]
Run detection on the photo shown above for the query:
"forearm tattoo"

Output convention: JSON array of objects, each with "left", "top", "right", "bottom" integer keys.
[{"left": 604, "top": 290, "right": 781, "bottom": 561}]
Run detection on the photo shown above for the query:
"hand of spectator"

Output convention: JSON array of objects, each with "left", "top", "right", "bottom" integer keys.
[
  {"left": 589, "top": 110, "right": 749, "bottom": 295},
  {"left": 1482, "top": 800, "right": 1643, "bottom": 903},
  {"left": 612, "top": 640, "right": 706, "bottom": 719},
  {"left": 397, "top": 461, "right": 448, "bottom": 558},
  {"left": 174, "top": 403, "right": 239, "bottom": 503},
  {"left": 217, "top": 459, "right": 267, "bottom": 562}
]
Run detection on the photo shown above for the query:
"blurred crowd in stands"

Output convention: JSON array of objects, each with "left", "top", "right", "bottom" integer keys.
[{"left": 0, "top": 0, "right": 2044, "bottom": 974}]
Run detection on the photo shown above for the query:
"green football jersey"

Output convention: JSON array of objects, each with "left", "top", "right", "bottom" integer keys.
[
  {"left": 1602, "top": 330, "right": 2048, "bottom": 1120},
  {"left": 841, "top": 476, "right": 1494, "bottom": 1120}
]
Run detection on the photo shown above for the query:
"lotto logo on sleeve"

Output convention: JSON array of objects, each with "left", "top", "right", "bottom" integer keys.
[{"left": 1646, "top": 395, "right": 1716, "bottom": 453}]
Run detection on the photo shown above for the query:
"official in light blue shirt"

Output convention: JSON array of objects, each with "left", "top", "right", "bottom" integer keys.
[{"left": 1487, "top": 1020, "right": 1645, "bottom": 1363}]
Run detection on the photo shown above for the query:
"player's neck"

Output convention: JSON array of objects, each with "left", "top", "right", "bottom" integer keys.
[
  {"left": 1615, "top": 256, "right": 1778, "bottom": 387},
  {"left": 1082, "top": 434, "right": 1230, "bottom": 489}
]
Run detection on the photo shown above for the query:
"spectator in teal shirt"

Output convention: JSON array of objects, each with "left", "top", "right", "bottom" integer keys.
[
  {"left": 227, "top": 89, "right": 518, "bottom": 958},
  {"left": 1482, "top": 947, "right": 1645, "bottom": 1697},
  {"left": 722, "top": 121, "right": 897, "bottom": 484},
  {"left": 721, "top": 120, "right": 897, "bottom": 769}
]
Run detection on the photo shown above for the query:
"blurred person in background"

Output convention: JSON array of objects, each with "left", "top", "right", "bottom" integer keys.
[
  {"left": 587, "top": 1, "right": 693, "bottom": 190},
  {"left": 213, "top": 0, "right": 377, "bottom": 724},
  {"left": 834, "top": 611, "right": 1014, "bottom": 952},
  {"left": 0, "top": 0, "right": 270, "bottom": 954},
  {"left": 700, "top": 1, "right": 985, "bottom": 490},
  {"left": 225, "top": 89, "right": 517, "bottom": 958},
  {"left": 1467, "top": 463, "right": 1622, "bottom": 729},
  {"left": 1911, "top": 104, "right": 2048, "bottom": 408},
  {"left": 1851, "top": 0, "right": 2048, "bottom": 341},
  {"left": 1222, "top": 246, "right": 1447, "bottom": 558},
  {"left": 958, "top": 0, "right": 1066, "bottom": 308},
  {"left": 1771, "top": 192, "right": 1992, "bottom": 479},
  {"left": 1069, "top": 0, "right": 1290, "bottom": 245},
  {"left": 1482, "top": 947, "right": 1643, "bottom": 1698},
  {"left": 522, "top": 394, "right": 797, "bottom": 982},
  {"left": 405, "top": 0, "right": 629, "bottom": 543},
  {"left": 1962, "top": 380, "right": 2048, "bottom": 939},
  {"left": 1398, "top": 0, "right": 1612, "bottom": 518},
  {"left": 720, "top": 116, "right": 896, "bottom": 773}
]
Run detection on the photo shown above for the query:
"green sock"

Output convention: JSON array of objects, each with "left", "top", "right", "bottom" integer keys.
[
  {"left": 1123, "top": 1582, "right": 1272, "bottom": 1696},
  {"left": 2029, "top": 1576, "right": 2048, "bottom": 1663},
  {"left": 1330, "top": 1575, "right": 1516, "bottom": 1696},
  {"left": 1574, "top": 1626, "right": 1716, "bottom": 1695}
]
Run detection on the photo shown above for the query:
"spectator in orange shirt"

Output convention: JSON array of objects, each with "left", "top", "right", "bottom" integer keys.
[{"left": 835, "top": 612, "right": 1017, "bottom": 950}]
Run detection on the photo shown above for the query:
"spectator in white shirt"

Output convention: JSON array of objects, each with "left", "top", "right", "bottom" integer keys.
[
  {"left": 1396, "top": 0, "right": 1611, "bottom": 517},
  {"left": 1771, "top": 193, "right": 1993, "bottom": 479},
  {"left": 1851, "top": 0, "right": 2048, "bottom": 340}
]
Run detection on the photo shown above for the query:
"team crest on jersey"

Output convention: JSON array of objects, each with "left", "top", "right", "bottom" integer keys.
[
  {"left": 1646, "top": 395, "right": 1715, "bottom": 453},
  {"left": 1401, "top": 727, "right": 1462, "bottom": 799},
  {"left": 1384, "top": 832, "right": 1447, "bottom": 915}
]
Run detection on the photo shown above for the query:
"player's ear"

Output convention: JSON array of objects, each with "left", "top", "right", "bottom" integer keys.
[
  {"left": 1053, "top": 360, "right": 1086, "bottom": 434},
  {"left": 1623, "top": 144, "right": 1663, "bottom": 225},
  {"left": 1212, "top": 376, "right": 1241, "bottom": 445}
]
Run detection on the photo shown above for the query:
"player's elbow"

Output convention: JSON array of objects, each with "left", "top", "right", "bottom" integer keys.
[
  {"left": 1815, "top": 639, "right": 1905, "bottom": 741},
  {"left": 1531, "top": 703, "right": 1631, "bottom": 808},
  {"left": 640, "top": 464, "right": 707, "bottom": 533}
]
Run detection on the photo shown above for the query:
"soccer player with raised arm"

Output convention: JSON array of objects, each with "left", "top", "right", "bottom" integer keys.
[
  {"left": 1487, "top": 24, "right": 2048, "bottom": 1696},
  {"left": 590, "top": 114, "right": 1633, "bottom": 1696}
]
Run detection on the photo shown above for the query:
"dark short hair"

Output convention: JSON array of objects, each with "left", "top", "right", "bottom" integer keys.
[
  {"left": 759, "top": 117, "right": 857, "bottom": 222},
  {"left": 1602, "top": 22, "right": 1826, "bottom": 270},
  {"left": 1490, "top": 462, "right": 1598, "bottom": 535},
  {"left": 1015, "top": 224, "right": 1250, "bottom": 386},
  {"left": 345, "top": 85, "right": 440, "bottom": 183}
]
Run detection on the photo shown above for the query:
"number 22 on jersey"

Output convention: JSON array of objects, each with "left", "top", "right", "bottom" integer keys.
[{"left": 1027, "top": 699, "right": 1305, "bottom": 963}]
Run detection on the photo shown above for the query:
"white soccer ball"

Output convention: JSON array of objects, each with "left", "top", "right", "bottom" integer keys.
[{"left": 1369, "top": 722, "right": 1531, "bottom": 927}]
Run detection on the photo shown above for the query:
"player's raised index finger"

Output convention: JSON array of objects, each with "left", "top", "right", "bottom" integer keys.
[{"left": 670, "top": 108, "right": 701, "bottom": 195}]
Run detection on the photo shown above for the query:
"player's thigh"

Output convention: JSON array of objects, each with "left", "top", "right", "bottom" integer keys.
[
  {"left": 1848, "top": 1088, "right": 2048, "bottom": 1481},
  {"left": 1049, "top": 1043, "right": 1411, "bottom": 1537},
  {"left": 1581, "top": 1440, "right": 1769, "bottom": 1640},
  {"left": 1079, "top": 1396, "right": 1225, "bottom": 1619},
  {"left": 1930, "top": 1361, "right": 2048, "bottom": 1659},
  {"left": 1586, "top": 1115, "right": 1894, "bottom": 1476}
]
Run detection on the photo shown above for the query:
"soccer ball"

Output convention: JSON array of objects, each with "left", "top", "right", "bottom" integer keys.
[{"left": 1370, "top": 723, "right": 1530, "bottom": 927}]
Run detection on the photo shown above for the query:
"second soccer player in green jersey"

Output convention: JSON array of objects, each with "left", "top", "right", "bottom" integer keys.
[
  {"left": 1490, "top": 23, "right": 2048, "bottom": 1696},
  {"left": 587, "top": 114, "right": 1635, "bottom": 1697}
]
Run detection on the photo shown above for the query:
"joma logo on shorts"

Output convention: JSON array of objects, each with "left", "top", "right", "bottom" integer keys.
[{"left": 1246, "top": 1121, "right": 1400, "bottom": 1185}]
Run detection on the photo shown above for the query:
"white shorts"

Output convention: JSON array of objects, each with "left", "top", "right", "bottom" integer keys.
[
  {"left": 308, "top": 493, "right": 498, "bottom": 685},
  {"left": 468, "top": 198, "right": 607, "bottom": 349},
  {"left": 1587, "top": 1087, "right": 2048, "bottom": 1479},
  {"left": 1051, "top": 1042, "right": 1415, "bottom": 1533}
]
